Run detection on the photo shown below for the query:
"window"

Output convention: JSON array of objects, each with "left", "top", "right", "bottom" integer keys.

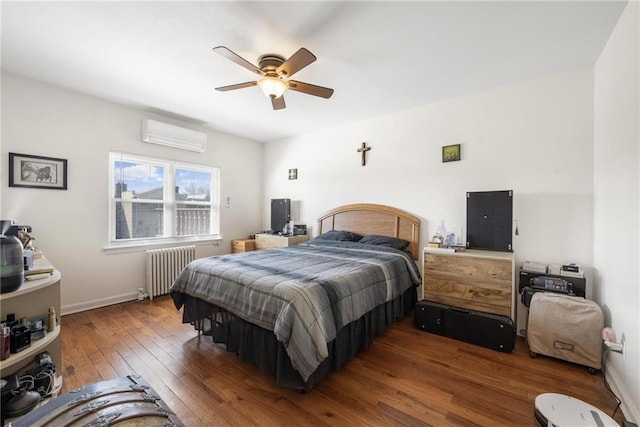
[{"left": 108, "top": 152, "right": 219, "bottom": 245}]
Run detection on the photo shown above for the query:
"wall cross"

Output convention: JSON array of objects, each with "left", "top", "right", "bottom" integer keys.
[{"left": 357, "top": 142, "right": 371, "bottom": 166}]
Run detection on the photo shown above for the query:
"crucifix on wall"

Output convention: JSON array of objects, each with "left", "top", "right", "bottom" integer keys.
[{"left": 357, "top": 142, "right": 371, "bottom": 166}]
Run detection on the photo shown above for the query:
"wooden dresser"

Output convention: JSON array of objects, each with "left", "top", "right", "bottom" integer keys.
[
  {"left": 255, "top": 234, "right": 309, "bottom": 250},
  {"left": 231, "top": 239, "right": 255, "bottom": 253},
  {"left": 422, "top": 249, "right": 515, "bottom": 320}
]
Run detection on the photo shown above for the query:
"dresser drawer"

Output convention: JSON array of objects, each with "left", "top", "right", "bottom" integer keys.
[
  {"left": 422, "top": 250, "right": 514, "bottom": 320},
  {"left": 424, "top": 252, "right": 512, "bottom": 282},
  {"left": 422, "top": 273, "right": 512, "bottom": 314},
  {"left": 232, "top": 239, "right": 255, "bottom": 253}
]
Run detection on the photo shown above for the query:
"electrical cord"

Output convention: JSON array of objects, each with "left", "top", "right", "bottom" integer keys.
[
  {"left": 11, "top": 375, "right": 35, "bottom": 397},
  {"left": 33, "top": 367, "right": 55, "bottom": 397},
  {"left": 601, "top": 346, "right": 622, "bottom": 419},
  {"left": 11, "top": 365, "right": 56, "bottom": 399}
]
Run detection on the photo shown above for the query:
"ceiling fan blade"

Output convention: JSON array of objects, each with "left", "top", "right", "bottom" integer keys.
[
  {"left": 213, "top": 46, "right": 263, "bottom": 76},
  {"left": 271, "top": 95, "right": 286, "bottom": 110},
  {"left": 276, "top": 48, "right": 316, "bottom": 78},
  {"left": 215, "top": 81, "right": 257, "bottom": 92},
  {"left": 287, "top": 80, "right": 334, "bottom": 99}
]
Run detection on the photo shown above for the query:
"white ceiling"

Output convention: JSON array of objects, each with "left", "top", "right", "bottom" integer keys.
[{"left": 1, "top": 1, "right": 627, "bottom": 143}]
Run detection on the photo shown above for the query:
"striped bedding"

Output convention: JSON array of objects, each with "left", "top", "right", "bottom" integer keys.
[{"left": 170, "top": 239, "right": 421, "bottom": 381}]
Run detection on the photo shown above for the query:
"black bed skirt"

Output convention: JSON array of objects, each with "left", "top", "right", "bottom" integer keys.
[{"left": 171, "top": 287, "right": 417, "bottom": 391}]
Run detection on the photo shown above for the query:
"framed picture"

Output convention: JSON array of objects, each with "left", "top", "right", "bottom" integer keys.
[
  {"left": 9, "top": 152, "right": 68, "bottom": 190},
  {"left": 442, "top": 144, "right": 461, "bottom": 163}
]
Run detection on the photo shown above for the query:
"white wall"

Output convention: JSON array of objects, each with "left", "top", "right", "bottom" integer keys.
[
  {"left": 264, "top": 67, "right": 594, "bottom": 273},
  {"left": 1, "top": 72, "right": 263, "bottom": 314},
  {"left": 594, "top": 1, "right": 639, "bottom": 422}
]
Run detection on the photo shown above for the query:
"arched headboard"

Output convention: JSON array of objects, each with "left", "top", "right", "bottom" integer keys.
[{"left": 316, "top": 203, "right": 421, "bottom": 260}]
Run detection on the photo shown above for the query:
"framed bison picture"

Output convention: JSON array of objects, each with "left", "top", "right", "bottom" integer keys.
[{"left": 9, "top": 152, "right": 68, "bottom": 190}]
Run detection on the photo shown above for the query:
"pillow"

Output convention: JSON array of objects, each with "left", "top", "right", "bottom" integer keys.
[
  {"left": 315, "top": 230, "right": 362, "bottom": 242},
  {"left": 358, "top": 234, "right": 410, "bottom": 250}
]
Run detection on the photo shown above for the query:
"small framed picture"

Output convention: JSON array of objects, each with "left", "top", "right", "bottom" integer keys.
[
  {"left": 9, "top": 152, "right": 68, "bottom": 190},
  {"left": 442, "top": 144, "right": 461, "bottom": 163}
]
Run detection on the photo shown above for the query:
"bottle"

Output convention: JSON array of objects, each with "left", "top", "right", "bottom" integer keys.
[
  {"left": 0, "top": 234, "right": 24, "bottom": 293},
  {"left": 47, "top": 307, "right": 56, "bottom": 332},
  {"left": 0, "top": 327, "right": 10, "bottom": 360},
  {"left": 432, "top": 220, "right": 447, "bottom": 245}
]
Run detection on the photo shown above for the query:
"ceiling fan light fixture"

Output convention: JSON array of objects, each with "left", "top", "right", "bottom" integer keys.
[
  {"left": 213, "top": 47, "right": 333, "bottom": 110},
  {"left": 257, "top": 77, "right": 287, "bottom": 99}
]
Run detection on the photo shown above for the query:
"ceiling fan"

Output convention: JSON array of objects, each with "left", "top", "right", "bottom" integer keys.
[{"left": 213, "top": 46, "right": 334, "bottom": 110}]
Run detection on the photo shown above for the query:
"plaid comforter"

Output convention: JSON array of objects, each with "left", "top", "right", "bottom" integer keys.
[{"left": 170, "top": 240, "right": 421, "bottom": 381}]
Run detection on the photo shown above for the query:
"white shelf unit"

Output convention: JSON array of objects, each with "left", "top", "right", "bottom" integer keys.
[
  {"left": 0, "top": 325, "right": 60, "bottom": 371},
  {"left": 0, "top": 263, "right": 62, "bottom": 380}
]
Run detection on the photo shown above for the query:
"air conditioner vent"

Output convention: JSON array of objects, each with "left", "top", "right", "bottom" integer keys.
[{"left": 141, "top": 119, "right": 207, "bottom": 152}]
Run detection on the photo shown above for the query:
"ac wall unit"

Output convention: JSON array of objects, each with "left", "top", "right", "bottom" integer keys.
[{"left": 141, "top": 119, "right": 207, "bottom": 152}]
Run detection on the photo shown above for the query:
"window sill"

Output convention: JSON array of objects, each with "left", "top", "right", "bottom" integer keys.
[{"left": 103, "top": 236, "right": 223, "bottom": 255}]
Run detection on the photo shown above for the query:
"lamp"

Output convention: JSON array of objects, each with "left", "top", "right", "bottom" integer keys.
[{"left": 257, "top": 77, "right": 287, "bottom": 99}]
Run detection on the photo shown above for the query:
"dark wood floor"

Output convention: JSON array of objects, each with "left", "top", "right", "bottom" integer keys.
[{"left": 60, "top": 296, "right": 622, "bottom": 426}]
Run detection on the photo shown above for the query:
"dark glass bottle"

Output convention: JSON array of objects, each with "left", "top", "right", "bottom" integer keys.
[
  {"left": 0, "top": 326, "right": 10, "bottom": 360},
  {"left": 0, "top": 234, "right": 24, "bottom": 293}
]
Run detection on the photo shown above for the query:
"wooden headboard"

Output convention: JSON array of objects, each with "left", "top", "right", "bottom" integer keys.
[{"left": 316, "top": 203, "right": 421, "bottom": 260}]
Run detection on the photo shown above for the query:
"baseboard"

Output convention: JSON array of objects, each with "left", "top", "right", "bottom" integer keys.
[
  {"left": 61, "top": 292, "right": 138, "bottom": 315},
  {"left": 606, "top": 361, "right": 640, "bottom": 423}
]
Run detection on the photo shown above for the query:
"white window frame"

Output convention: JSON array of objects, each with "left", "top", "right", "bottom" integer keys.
[{"left": 106, "top": 152, "right": 220, "bottom": 252}]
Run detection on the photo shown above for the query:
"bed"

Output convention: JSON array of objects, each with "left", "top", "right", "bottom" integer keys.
[{"left": 170, "top": 203, "right": 422, "bottom": 390}]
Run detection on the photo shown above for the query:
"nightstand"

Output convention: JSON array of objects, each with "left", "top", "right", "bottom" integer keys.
[
  {"left": 231, "top": 239, "right": 256, "bottom": 253},
  {"left": 255, "top": 234, "right": 309, "bottom": 250}
]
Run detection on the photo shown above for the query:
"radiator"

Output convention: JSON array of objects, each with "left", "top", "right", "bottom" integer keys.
[{"left": 146, "top": 245, "right": 196, "bottom": 299}]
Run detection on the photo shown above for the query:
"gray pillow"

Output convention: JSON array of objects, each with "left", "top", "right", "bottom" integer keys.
[
  {"left": 358, "top": 234, "right": 409, "bottom": 250},
  {"left": 315, "top": 230, "right": 362, "bottom": 241}
]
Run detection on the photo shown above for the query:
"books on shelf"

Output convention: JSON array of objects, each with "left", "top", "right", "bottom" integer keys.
[
  {"left": 24, "top": 265, "right": 54, "bottom": 276},
  {"left": 25, "top": 273, "right": 53, "bottom": 281}
]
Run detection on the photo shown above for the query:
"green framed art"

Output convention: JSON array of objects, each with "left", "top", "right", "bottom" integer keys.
[{"left": 442, "top": 144, "right": 461, "bottom": 162}]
